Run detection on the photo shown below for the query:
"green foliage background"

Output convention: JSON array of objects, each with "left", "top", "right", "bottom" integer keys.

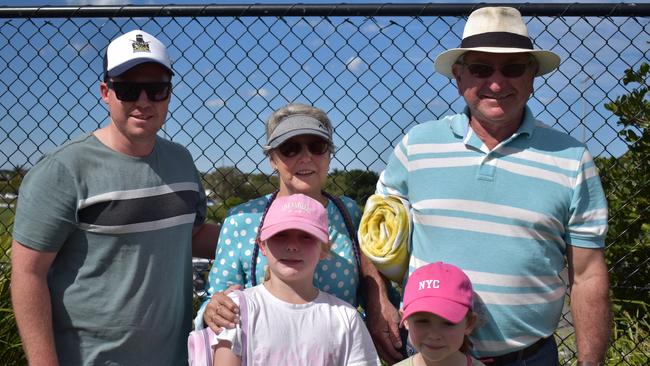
[{"left": 600, "top": 62, "right": 650, "bottom": 307}]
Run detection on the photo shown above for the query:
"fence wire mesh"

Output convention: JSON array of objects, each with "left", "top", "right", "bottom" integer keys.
[{"left": 0, "top": 3, "right": 649, "bottom": 365}]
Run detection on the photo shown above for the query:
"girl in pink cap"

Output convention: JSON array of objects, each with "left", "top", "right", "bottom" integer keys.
[
  {"left": 395, "top": 262, "right": 485, "bottom": 366},
  {"left": 188, "top": 193, "right": 380, "bottom": 366}
]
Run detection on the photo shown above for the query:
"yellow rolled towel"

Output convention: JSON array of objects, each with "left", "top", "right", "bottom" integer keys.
[{"left": 358, "top": 194, "right": 411, "bottom": 283}]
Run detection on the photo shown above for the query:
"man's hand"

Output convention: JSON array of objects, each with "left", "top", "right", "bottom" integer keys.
[
  {"left": 203, "top": 285, "right": 242, "bottom": 333},
  {"left": 365, "top": 292, "right": 403, "bottom": 364}
]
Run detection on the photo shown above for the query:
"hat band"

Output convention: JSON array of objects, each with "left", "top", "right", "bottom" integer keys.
[{"left": 461, "top": 32, "right": 533, "bottom": 50}]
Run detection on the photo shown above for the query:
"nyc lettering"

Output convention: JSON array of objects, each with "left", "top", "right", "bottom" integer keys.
[{"left": 419, "top": 279, "right": 440, "bottom": 290}]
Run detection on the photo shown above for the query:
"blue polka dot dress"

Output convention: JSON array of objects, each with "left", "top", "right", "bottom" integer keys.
[{"left": 195, "top": 194, "right": 362, "bottom": 328}]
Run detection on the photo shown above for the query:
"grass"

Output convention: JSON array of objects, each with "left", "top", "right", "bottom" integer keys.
[
  {"left": 557, "top": 299, "right": 650, "bottom": 365},
  {"left": 0, "top": 208, "right": 13, "bottom": 237},
  {"left": 0, "top": 234, "right": 26, "bottom": 365},
  {"left": 0, "top": 206, "right": 648, "bottom": 365}
]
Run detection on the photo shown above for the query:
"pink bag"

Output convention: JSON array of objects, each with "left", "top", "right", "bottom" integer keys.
[
  {"left": 187, "top": 327, "right": 218, "bottom": 366},
  {"left": 188, "top": 291, "right": 248, "bottom": 366}
]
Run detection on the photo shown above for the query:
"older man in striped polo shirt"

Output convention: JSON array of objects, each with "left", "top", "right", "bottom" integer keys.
[{"left": 375, "top": 7, "right": 610, "bottom": 366}]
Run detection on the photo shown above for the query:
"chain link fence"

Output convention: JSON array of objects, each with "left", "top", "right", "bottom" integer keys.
[{"left": 1, "top": 3, "right": 649, "bottom": 364}]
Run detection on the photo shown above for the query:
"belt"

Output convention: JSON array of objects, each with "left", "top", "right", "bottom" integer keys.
[{"left": 479, "top": 337, "right": 549, "bottom": 366}]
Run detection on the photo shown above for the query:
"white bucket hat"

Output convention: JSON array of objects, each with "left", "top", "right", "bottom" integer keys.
[
  {"left": 104, "top": 29, "right": 173, "bottom": 79},
  {"left": 434, "top": 7, "right": 560, "bottom": 78}
]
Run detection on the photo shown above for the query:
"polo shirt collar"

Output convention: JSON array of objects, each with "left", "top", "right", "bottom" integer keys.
[
  {"left": 517, "top": 106, "right": 536, "bottom": 139},
  {"left": 451, "top": 105, "right": 537, "bottom": 141}
]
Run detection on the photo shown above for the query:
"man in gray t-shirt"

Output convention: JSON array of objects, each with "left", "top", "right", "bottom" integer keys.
[{"left": 11, "top": 29, "right": 219, "bottom": 365}]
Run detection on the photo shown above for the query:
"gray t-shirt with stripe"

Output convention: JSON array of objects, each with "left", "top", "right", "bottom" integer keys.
[{"left": 13, "top": 133, "right": 206, "bottom": 365}]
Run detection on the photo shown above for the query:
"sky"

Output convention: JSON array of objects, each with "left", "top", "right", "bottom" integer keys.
[{"left": 1, "top": 1, "right": 647, "bottom": 175}]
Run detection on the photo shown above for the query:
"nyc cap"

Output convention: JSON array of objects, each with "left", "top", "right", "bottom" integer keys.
[
  {"left": 260, "top": 194, "right": 329, "bottom": 243},
  {"left": 401, "top": 262, "right": 473, "bottom": 325},
  {"left": 104, "top": 30, "right": 174, "bottom": 78}
]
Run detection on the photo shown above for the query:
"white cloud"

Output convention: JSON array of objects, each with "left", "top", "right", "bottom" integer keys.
[
  {"left": 361, "top": 22, "right": 380, "bottom": 35},
  {"left": 71, "top": 40, "right": 87, "bottom": 52},
  {"left": 247, "top": 88, "right": 270, "bottom": 98},
  {"left": 206, "top": 98, "right": 224, "bottom": 108},
  {"left": 426, "top": 98, "right": 448, "bottom": 109},
  {"left": 65, "top": 0, "right": 131, "bottom": 5},
  {"left": 346, "top": 56, "right": 365, "bottom": 72}
]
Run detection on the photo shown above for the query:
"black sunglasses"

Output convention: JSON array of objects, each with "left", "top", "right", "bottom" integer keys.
[
  {"left": 106, "top": 81, "right": 172, "bottom": 102},
  {"left": 277, "top": 139, "right": 330, "bottom": 158},
  {"left": 458, "top": 61, "right": 532, "bottom": 79}
]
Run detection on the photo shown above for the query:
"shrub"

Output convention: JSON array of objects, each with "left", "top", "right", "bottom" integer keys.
[
  {"left": 557, "top": 299, "right": 649, "bottom": 365},
  {"left": 0, "top": 234, "right": 26, "bottom": 365}
]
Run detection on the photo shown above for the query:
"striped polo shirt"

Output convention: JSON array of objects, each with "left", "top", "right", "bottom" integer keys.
[{"left": 376, "top": 106, "right": 608, "bottom": 357}]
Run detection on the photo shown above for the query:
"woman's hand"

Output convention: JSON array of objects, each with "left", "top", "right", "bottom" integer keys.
[{"left": 204, "top": 285, "right": 242, "bottom": 333}]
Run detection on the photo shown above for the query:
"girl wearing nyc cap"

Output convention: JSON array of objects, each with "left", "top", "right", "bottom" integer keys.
[
  {"left": 188, "top": 194, "right": 380, "bottom": 366},
  {"left": 395, "top": 262, "right": 485, "bottom": 366}
]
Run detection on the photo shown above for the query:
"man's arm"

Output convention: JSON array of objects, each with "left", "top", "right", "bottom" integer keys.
[
  {"left": 10, "top": 240, "right": 59, "bottom": 366},
  {"left": 567, "top": 245, "right": 611, "bottom": 364},
  {"left": 359, "top": 253, "right": 403, "bottom": 364},
  {"left": 191, "top": 222, "right": 220, "bottom": 259}
]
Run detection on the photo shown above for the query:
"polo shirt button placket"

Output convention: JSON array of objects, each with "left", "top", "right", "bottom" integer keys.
[{"left": 477, "top": 153, "right": 497, "bottom": 181}]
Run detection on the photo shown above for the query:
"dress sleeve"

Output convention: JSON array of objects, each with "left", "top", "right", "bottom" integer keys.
[{"left": 194, "top": 213, "right": 247, "bottom": 329}]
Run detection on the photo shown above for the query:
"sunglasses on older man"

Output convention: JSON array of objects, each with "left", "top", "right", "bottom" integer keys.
[
  {"left": 458, "top": 61, "right": 533, "bottom": 79},
  {"left": 106, "top": 81, "right": 172, "bottom": 102},
  {"left": 277, "top": 139, "right": 330, "bottom": 158}
]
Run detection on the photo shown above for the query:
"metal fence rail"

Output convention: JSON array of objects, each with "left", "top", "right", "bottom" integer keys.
[{"left": 1, "top": 3, "right": 649, "bottom": 365}]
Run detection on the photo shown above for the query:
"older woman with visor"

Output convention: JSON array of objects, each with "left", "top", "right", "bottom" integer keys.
[{"left": 194, "top": 103, "right": 404, "bottom": 363}]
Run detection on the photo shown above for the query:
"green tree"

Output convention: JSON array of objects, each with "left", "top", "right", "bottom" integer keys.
[
  {"left": 0, "top": 165, "right": 26, "bottom": 196},
  {"left": 325, "top": 169, "right": 379, "bottom": 205},
  {"left": 601, "top": 62, "right": 650, "bottom": 304}
]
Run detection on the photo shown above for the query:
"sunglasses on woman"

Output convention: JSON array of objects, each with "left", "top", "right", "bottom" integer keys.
[
  {"left": 106, "top": 81, "right": 172, "bottom": 102},
  {"left": 458, "top": 61, "right": 533, "bottom": 79},
  {"left": 277, "top": 139, "right": 330, "bottom": 158}
]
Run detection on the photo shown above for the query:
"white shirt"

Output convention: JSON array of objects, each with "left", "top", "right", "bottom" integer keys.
[{"left": 217, "top": 285, "right": 381, "bottom": 366}]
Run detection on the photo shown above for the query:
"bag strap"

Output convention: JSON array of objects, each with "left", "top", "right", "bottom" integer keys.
[
  {"left": 235, "top": 290, "right": 249, "bottom": 365},
  {"left": 322, "top": 191, "right": 364, "bottom": 306},
  {"left": 251, "top": 190, "right": 279, "bottom": 286},
  {"left": 321, "top": 191, "right": 362, "bottom": 272}
]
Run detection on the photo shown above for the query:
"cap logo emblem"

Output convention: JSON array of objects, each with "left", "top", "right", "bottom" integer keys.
[
  {"left": 282, "top": 201, "right": 312, "bottom": 214},
  {"left": 419, "top": 279, "right": 440, "bottom": 290},
  {"left": 131, "top": 34, "right": 151, "bottom": 53}
]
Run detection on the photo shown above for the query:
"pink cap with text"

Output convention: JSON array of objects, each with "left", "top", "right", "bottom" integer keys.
[
  {"left": 260, "top": 194, "right": 329, "bottom": 243},
  {"left": 401, "top": 262, "right": 473, "bottom": 325}
]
